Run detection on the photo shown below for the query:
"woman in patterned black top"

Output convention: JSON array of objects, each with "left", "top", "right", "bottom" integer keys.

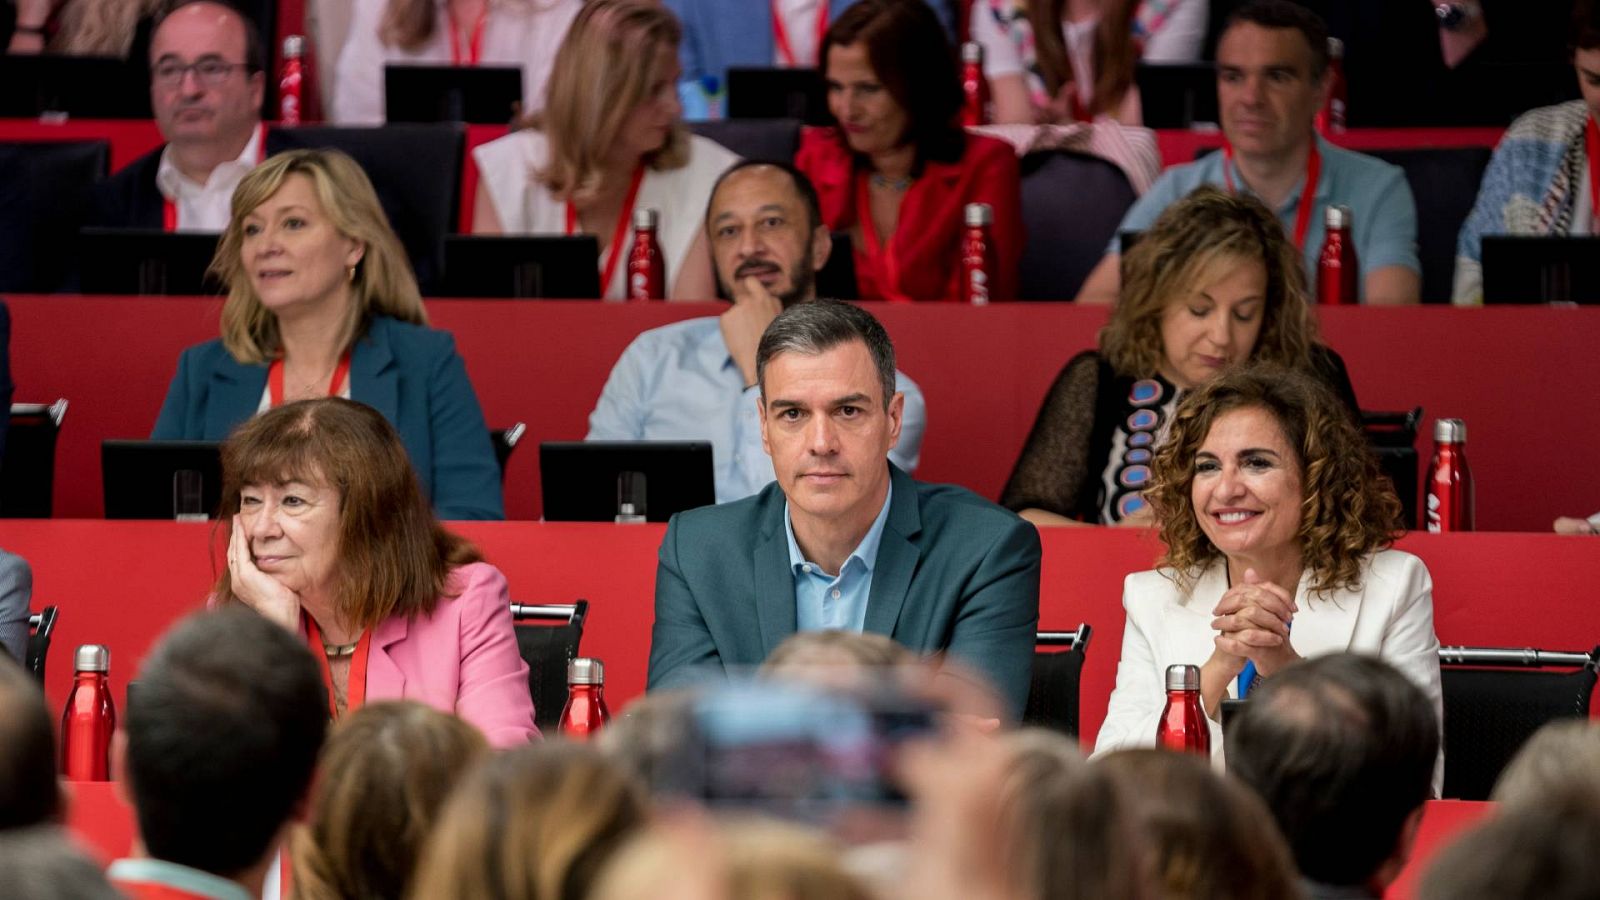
[{"left": 1001, "top": 186, "right": 1357, "bottom": 526}]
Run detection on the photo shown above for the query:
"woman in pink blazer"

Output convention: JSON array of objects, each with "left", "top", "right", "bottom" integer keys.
[{"left": 213, "top": 397, "right": 536, "bottom": 747}]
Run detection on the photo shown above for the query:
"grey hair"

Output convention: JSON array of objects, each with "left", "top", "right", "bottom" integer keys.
[{"left": 755, "top": 300, "right": 897, "bottom": 409}]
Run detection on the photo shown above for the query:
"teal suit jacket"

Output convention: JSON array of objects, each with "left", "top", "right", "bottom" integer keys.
[
  {"left": 150, "top": 314, "right": 503, "bottom": 520},
  {"left": 647, "top": 464, "right": 1041, "bottom": 714}
]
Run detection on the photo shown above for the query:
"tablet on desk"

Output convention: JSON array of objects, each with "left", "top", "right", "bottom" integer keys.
[
  {"left": 77, "top": 229, "right": 224, "bottom": 296},
  {"left": 540, "top": 441, "right": 715, "bottom": 523},
  {"left": 102, "top": 440, "right": 224, "bottom": 520},
  {"left": 1135, "top": 63, "right": 1220, "bottom": 130},
  {"left": 385, "top": 64, "right": 523, "bottom": 124},
  {"left": 1481, "top": 236, "right": 1600, "bottom": 305},
  {"left": 441, "top": 235, "right": 603, "bottom": 299},
  {"left": 0, "top": 54, "right": 151, "bottom": 118},
  {"left": 726, "top": 67, "right": 830, "bottom": 125}
]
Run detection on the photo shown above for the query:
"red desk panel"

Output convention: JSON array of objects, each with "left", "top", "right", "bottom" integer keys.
[
  {"left": 0, "top": 119, "right": 164, "bottom": 172},
  {"left": 1388, "top": 800, "right": 1495, "bottom": 899},
  {"left": 5, "top": 521, "right": 1596, "bottom": 753},
  {"left": 7, "top": 297, "right": 1599, "bottom": 531}
]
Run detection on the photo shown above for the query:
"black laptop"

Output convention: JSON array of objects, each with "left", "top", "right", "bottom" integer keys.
[
  {"left": 102, "top": 440, "right": 224, "bottom": 520},
  {"left": 539, "top": 441, "right": 715, "bottom": 522},
  {"left": 726, "top": 67, "right": 831, "bottom": 125},
  {"left": 385, "top": 64, "right": 523, "bottom": 124},
  {"left": 1135, "top": 62, "right": 1219, "bottom": 129},
  {"left": 1481, "top": 236, "right": 1600, "bottom": 304},
  {"left": 441, "top": 235, "right": 603, "bottom": 298},
  {"left": 0, "top": 54, "right": 151, "bottom": 118},
  {"left": 77, "top": 228, "right": 224, "bottom": 295}
]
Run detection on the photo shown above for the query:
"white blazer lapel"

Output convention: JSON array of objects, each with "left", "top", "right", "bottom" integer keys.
[
  {"left": 1289, "top": 571, "right": 1362, "bottom": 659},
  {"left": 1160, "top": 563, "right": 1230, "bottom": 676}
]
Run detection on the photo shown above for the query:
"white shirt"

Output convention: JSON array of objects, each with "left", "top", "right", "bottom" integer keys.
[
  {"left": 332, "top": 0, "right": 583, "bottom": 125},
  {"left": 154, "top": 124, "right": 263, "bottom": 232},
  {"left": 772, "top": 0, "right": 825, "bottom": 67},
  {"left": 471, "top": 129, "right": 741, "bottom": 299}
]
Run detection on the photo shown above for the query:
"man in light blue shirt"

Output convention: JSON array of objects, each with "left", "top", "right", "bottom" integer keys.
[
  {"left": 587, "top": 160, "right": 926, "bottom": 503},
  {"left": 1076, "top": 0, "right": 1420, "bottom": 306}
]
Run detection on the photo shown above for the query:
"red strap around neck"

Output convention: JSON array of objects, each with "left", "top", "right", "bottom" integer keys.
[
  {"left": 1586, "top": 116, "right": 1600, "bottom": 234},
  {"left": 447, "top": 4, "right": 489, "bottom": 65},
  {"left": 267, "top": 352, "right": 351, "bottom": 408},
  {"left": 565, "top": 165, "right": 647, "bottom": 296},
  {"left": 1221, "top": 138, "right": 1322, "bottom": 250},
  {"left": 771, "top": 0, "right": 830, "bottom": 67},
  {"left": 305, "top": 615, "right": 371, "bottom": 720}
]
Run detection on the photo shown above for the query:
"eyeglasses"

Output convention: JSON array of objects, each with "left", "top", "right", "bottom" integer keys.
[{"left": 151, "top": 59, "right": 250, "bottom": 88}]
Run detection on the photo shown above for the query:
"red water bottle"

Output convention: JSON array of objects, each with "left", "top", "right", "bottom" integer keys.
[
  {"left": 1317, "top": 205, "right": 1358, "bottom": 305},
  {"left": 1426, "top": 419, "right": 1474, "bottom": 532},
  {"left": 959, "top": 202, "right": 996, "bottom": 305},
  {"left": 1315, "top": 37, "right": 1345, "bottom": 135},
  {"left": 279, "top": 35, "right": 305, "bottom": 126},
  {"left": 960, "top": 41, "right": 985, "bottom": 127},
  {"left": 60, "top": 645, "right": 115, "bottom": 781},
  {"left": 558, "top": 658, "right": 611, "bottom": 740},
  {"left": 1156, "top": 664, "right": 1210, "bottom": 755},
  {"left": 626, "top": 208, "right": 665, "bottom": 301}
]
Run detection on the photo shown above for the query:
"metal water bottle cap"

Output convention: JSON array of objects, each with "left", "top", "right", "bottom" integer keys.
[
  {"left": 283, "top": 35, "right": 305, "bottom": 57},
  {"left": 74, "top": 645, "right": 109, "bottom": 673},
  {"left": 1324, "top": 205, "right": 1352, "bottom": 230},
  {"left": 961, "top": 41, "right": 983, "bottom": 64},
  {"left": 568, "top": 657, "right": 605, "bottom": 685},
  {"left": 1434, "top": 418, "right": 1467, "bottom": 443},
  {"left": 1327, "top": 36, "right": 1344, "bottom": 59},
  {"left": 632, "top": 207, "right": 659, "bottom": 231},
  {"left": 965, "top": 202, "right": 993, "bottom": 226},
  {"left": 1165, "top": 663, "right": 1200, "bottom": 691}
]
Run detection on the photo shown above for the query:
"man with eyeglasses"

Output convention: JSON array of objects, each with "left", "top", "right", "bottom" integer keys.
[{"left": 87, "top": 0, "right": 265, "bottom": 233}]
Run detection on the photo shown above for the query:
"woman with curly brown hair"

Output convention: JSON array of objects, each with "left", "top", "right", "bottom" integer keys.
[
  {"left": 1092, "top": 363, "right": 1441, "bottom": 758},
  {"left": 1001, "top": 186, "right": 1357, "bottom": 527}
]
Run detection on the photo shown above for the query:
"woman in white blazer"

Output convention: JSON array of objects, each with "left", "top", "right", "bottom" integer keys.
[{"left": 1093, "top": 364, "right": 1443, "bottom": 790}]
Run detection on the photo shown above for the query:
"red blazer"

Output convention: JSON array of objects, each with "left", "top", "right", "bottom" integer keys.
[{"left": 795, "top": 127, "right": 1024, "bottom": 302}]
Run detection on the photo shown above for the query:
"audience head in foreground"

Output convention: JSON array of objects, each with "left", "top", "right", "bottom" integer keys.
[
  {"left": 408, "top": 742, "right": 648, "bottom": 900},
  {"left": 109, "top": 608, "right": 326, "bottom": 899},
  {"left": 1228, "top": 653, "right": 1440, "bottom": 899},
  {"left": 1092, "top": 366, "right": 1441, "bottom": 772},
  {"left": 0, "top": 826, "right": 124, "bottom": 900},
  {"left": 1097, "top": 748, "right": 1305, "bottom": 900},
  {"left": 1000, "top": 186, "right": 1355, "bottom": 527},
  {"left": 214, "top": 397, "right": 533, "bottom": 743},
  {"left": 1419, "top": 793, "right": 1600, "bottom": 900},
  {"left": 1490, "top": 718, "right": 1600, "bottom": 809},
  {"left": 646, "top": 300, "right": 1040, "bottom": 714},
  {"left": 291, "top": 701, "right": 489, "bottom": 900},
  {"left": 0, "top": 654, "right": 60, "bottom": 832}
]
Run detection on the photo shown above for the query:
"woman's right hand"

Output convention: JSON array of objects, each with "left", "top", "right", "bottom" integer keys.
[{"left": 227, "top": 515, "right": 301, "bottom": 632}]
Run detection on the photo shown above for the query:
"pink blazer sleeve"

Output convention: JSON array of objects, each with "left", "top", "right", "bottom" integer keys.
[{"left": 443, "top": 562, "right": 539, "bottom": 747}]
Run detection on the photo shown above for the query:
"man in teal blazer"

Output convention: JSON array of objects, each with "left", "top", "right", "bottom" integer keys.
[{"left": 646, "top": 301, "right": 1040, "bottom": 714}]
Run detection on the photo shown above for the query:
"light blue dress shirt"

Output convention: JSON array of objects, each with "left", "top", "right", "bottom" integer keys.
[
  {"left": 1110, "top": 135, "right": 1420, "bottom": 302},
  {"left": 586, "top": 317, "right": 927, "bottom": 504},
  {"left": 785, "top": 483, "right": 893, "bottom": 632}
]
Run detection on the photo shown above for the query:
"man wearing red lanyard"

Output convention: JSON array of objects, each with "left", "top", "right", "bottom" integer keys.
[
  {"left": 1075, "top": 1, "right": 1420, "bottom": 306},
  {"left": 108, "top": 609, "right": 326, "bottom": 900},
  {"left": 664, "top": 0, "right": 954, "bottom": 119},
  {"left": 86, "top": 0, "right": 266, "bottom": 234}
]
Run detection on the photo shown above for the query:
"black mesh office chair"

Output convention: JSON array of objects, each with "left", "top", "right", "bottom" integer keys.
[
  {"left": 1368, "top": 147, "right": 1493, "bottom": 304},
  {"left": 688, "top": 118, "right": 803, "bottom": 163},
  {"left": 1360, "top": 407, "right": 1422, "bottom": 530},
  {"left": 1017, "top": 150, "right": 1137, "bottom": 300},
  {"left": 265, "top": 124, "right": 465, "bottom": 293},
  {"left": 511, "top": 600, "right": 589, "bottom": 733},
  {"left": 26, "top": 606, "right": 58, "bottom": 683},
  {"left": 491, "top": 423, "right": 526, "bottom": 483},
  {"left": 0, "top": 140, "right": 108, "bottom": 292},
  {"left": 1, "top": 400, "right": 68, "bottom": 518},
  {"left": 1439, "top": 644, "right": 1600, "bottom": 801},
  {"left": 1023, "top": 624, "right": 1092, "bottom": 737}
]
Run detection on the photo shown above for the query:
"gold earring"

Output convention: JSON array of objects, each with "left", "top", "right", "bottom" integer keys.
[{"left": 347, "top": 265, "right": 357, "bottom": 283}]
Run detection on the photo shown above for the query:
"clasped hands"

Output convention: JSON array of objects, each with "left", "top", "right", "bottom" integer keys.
[
  {"left": 1200, "top": 568, "right": 1301, "bottom": 714},
  {"left": 225, "top": 514, "right": 302, "bottom": 632}
]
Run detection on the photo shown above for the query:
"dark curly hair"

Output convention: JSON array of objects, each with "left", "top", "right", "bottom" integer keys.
[{"left": 1144, "top": 364, "right": 1401, "bottom": 596}]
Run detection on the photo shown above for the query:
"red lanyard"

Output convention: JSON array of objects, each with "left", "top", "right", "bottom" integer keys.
[
  {"left": 772, "top": 0, "right": 830, "bottom": 67},
  {"left": 853, "top": 169, "right": 913, "bottom": 302},
  {"left": 448, "top": 5, "right": 489, "bottom": 65},
  {"left": 305, "top": 615, "right": 371, "bottom": 720},
  {"left": 1587, "top": 117, "right": 1600, "bottom": 234},
  {"left": 1222, "top": 140, "right": 1322, "bottom": 250},
  {"left": 565, "top": 165, "right": 647, "bottom": 297},
  {"left": 267, "top": 352, "right": 351, "bottom": 408},
  {"left": 162, "top": 134, "right": 266, "bottom": 232}
]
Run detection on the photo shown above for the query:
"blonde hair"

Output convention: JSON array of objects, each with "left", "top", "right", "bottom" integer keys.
[
  {"left": 407, "top": 743, "right": 647, "bottom": 900},
  {"left": 291, "top": 702, "right": 488, "bottom": 900},
  {"left": 212, "top": 148, "right": 425, "bottom": 365},
  {"left": 53, "top": 0, "right": 164, "bottom": 56},
  {"left": 1144, "top": 364, "right": 1402, "bottom": 596},
  {"left": 1099, "top": 186, "right": 1318, "bottom": 379},
  {"left": 532, "top": 0, "right": 688, "bottom": 203},
  {"left": 590, "top": 816, "right": 875, "bottom": 900}
]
